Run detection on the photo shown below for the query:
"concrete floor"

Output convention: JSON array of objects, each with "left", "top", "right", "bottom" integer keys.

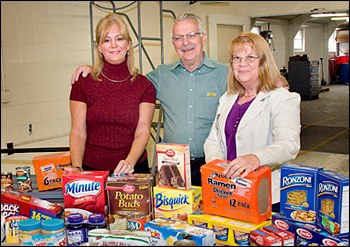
[{"left": 1, "top": 84, "right": 349, "bottom": 177}]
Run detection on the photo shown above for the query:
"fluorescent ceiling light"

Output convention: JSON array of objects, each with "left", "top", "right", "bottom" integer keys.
[
  {"left": 331, "top": 17, "right": 349, "bottom": 21},
  {"left": 311, "top": 13, "right": 348, "bottom": 18}
]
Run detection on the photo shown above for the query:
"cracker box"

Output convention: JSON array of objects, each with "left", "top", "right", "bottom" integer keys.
[
  {"left": 316, "top": 170, "right": 349, "bottom": 238},
  {"left": 263, "top": 225, "right": 295, "bottom": 246},
  {"left": 33, "top": 151, "right": 71, "bottom": 191},
  {"left": 144, "top": 217, "right": 215, "bottom": 246},
  {"left": 106, "top": 174, "right": 155, "bottom": 230},
  {"left": 188, "top": 211, "right": 272, "bottom": 246},
  {"left": 200, "top": 159, "right": 271, "bottom": 224},
  {"left": 156, "top": 143, "right": 191, "bottom": 190},
  {"left": 153, "top": 185, "right": 202, "bottom": 222},
  {"left": 280, "top": 163, "right": 323, "bottom": 224},
  {"left": 250, "top": 228, "right": 282, "bottom": 246},
  {"left": 62, "top": 170, "right": 109, "bottom": 220}
]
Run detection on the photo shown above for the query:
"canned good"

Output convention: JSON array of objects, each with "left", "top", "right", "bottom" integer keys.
[
  {"left": 1, "top": 172, "right": 13, "bottom": 190},
  {"left": 126, "top": 212, "right": 146, "bottom": 231},
  {"left": 174, "top": 239, "right": 197, "bottom": 246},
  {"left": 16, "top": 166, "right": 32, "bottom": 192}
]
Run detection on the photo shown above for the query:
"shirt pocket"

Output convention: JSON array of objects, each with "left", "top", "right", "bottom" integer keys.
[{"left": 198, "top": 93, "right": 220, "bottom": 121}]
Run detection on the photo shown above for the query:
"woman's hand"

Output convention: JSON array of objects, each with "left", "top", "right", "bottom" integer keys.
[
  {"left": 70, "top": 65, "right": 93, "bottom": 85},
  {"left": 223, "top": 154, "right": 261, "bottom": 179},
  {"left": 113, "top": 160, "right": 135, "bottom": 176}
]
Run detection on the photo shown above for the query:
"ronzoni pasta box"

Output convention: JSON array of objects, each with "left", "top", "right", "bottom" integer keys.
[
  {"left": 316, "top": 170, "right": 349, "bottom": 238},
  {"left": 280, "top": 164, "right": 323, "bottom": 224},
  {"left": 200, "top": 159, "right": 271, "bottom": 225}
]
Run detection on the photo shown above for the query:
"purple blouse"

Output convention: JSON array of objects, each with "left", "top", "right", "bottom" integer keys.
[{"left": 225, "top": 97, "right": 255, "bottom": 161}]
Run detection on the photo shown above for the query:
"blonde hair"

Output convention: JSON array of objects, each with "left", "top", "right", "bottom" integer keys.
[
  {"left": 91, "top": 13, "right": 139, "bottom": 81},
  {"left": 227, "top": 32, "right": 288, "bottom": 95}
]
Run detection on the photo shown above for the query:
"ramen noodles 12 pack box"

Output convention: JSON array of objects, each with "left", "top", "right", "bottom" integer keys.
[
  {"left": 316, "top": 170, "right": 349, "bottom": 238},
  {"left": 280, "top": 164, "right": 323, "bottom": 224}
]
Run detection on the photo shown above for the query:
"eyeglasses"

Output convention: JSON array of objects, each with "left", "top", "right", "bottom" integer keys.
[
  {"left": 172, "top": 32, "right": 203, "bottom": 43},
  {"left": 230, "top": 55, "right": 260, "bottom": 64}
]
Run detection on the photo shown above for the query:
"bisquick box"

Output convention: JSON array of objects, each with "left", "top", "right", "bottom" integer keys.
[
  {"left": 280, "top": 163, "right": 323, "bottom": 224},
  {"left": 106, "top": 174, "right": 155, "bottom": 230},
  {"left": 250, "top": 228, "right": 282, "bottom": 246},
  {"left": 62, "top": 170, "right": 109, "bottom": 220},
  {"left": 33, "top": 151, "right": 71, "bottom": 191},
  {"left": 188, "top": 211, "right": 272, "bottom": 246},
  {"left": 153, "top": 185, "right": 202, "bottom": 223},
  {"left": 316, "top": 170, "right": 349, "bottom": 238},
  {"left": 156, "top": 143, "right": 191, "bottom": 190},
  {"left": 272, "top": 213, "right": 349, "bottom": 246},
  {"left": 144, "top": 217, "right": 215, "bottom": 246},
  {"left": 200, "top": 159, "right": 271, "bottom": 224}
]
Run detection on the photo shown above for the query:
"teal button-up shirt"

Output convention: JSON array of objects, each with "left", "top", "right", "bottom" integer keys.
[{"left": 146, "top": 52, "right": 228, "bottom": 158}]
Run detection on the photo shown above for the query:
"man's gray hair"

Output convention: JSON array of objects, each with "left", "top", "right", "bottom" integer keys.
[{"left": 171, "top": 13, "right": 206, "bottom": 39}]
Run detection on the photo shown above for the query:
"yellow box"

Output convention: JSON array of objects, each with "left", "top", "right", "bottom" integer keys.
[
  {"left": 153, "top": 185, "right": 202, "bottom": 222},
  {"left": 188, "top": 211, "right": 272, "bottom": 246}
]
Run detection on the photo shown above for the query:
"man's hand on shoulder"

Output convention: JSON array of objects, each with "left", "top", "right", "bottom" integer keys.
[{"left": 70, "top": 65, "right": 93, "bottom": 85}]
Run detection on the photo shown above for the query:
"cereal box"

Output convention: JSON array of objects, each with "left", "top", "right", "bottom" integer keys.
[
  {"left": 200, "top": 159, "right": 271, "bottom": 224},
  {"left": 156, "top": 143, "right": 191, "bottom": 190},
  {"left": 188, "top": 211, "right": 272, "bottom": 246},
  {"left": 153, "top": 185, "right": 202, "bottom": 222},
  {"left": 62, "top": 170, "right": 109, "bottom": 220},
  {"left": 316, "top": 170, "right": 349, "bottom": 238},
  {"left": 280, "top": 163, "right": 323, "bottom": 224},
  {"left": 144, "top": 218, "right": 215, "bottom": 246},
  {"left": 33, "top": 151, "right": 71, "bottom": 191},
  {"left": 106, "top": 174, "right": 154, "bottom": 231}
]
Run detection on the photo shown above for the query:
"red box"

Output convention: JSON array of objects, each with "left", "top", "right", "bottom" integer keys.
[
  {"left": 263, "top": 225, "right": 295, "bottom": 246},
  {"left": 250, "top": 228, "right": 282, "bottom": 246},
  {"left": 62, "top": 170, "right": 109, "bottom": 220}
]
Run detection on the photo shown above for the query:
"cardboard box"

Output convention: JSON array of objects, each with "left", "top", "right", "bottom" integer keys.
[
  {"left": 188, "top": 211, "right": 272, "bottom": 246},
  {"left": 280, "top": 164, "right": 323, "bottom": 224},
  {"left": 32, "top": 151, "right": 71, "bottom": 191},
  {"left": 263, "top": 225, "right": 295, "bottom": 246},
  {"left": 62, "top": 170, "right": 109, "bottom": 220},
  {"left": 153, "top": 185, "right": 202, "bottom": 222},
  {"left": 156, "top": 143, "right": 191, "bottom": 190},
  {"left": 144, "top": 218, "right": 215, "bottom": 246},
  {"left": 200, "top": 159, "right": 271, "bottom": 224},
  {"left": 250, "top": 228, "right": 282, "bottom": 246},
  {"left": 317, "top": 170, "right": 349, "bottom": 238}
]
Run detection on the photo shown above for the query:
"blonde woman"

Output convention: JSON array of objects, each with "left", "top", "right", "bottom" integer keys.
[
  {"left": 203, "top": 32, "right": 301, "bottom": 212},
  {"left": 69, "top": 13, "right": 156, "bottom": 175}
]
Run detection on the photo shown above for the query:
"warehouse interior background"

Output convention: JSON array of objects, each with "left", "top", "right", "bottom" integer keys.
[{"left": 1, "top": 1, "right": 349, "bottom": 176}]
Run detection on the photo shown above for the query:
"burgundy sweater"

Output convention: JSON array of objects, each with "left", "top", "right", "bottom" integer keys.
[{"left": 69, "top": 59, "right": 156, "bottom": 171}]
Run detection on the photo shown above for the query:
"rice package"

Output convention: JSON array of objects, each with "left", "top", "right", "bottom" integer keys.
[
  {"left": 280, "top": 164, "right": 323, "bottom": 224},
  {"left": 200, "top": 159, "right": 271, "bottom": 224},
  {"left": 317, "top": 170, "right": 349, "bottom": 238}
]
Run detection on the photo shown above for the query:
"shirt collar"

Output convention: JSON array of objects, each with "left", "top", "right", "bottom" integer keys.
[{"left": 169, "top": 51, "right": 217, "bottom": 71}]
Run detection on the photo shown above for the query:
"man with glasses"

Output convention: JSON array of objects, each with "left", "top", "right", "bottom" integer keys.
[
  {"left": 146, "top": 13, "right": 228, "bottom": 186},
  {"left": 70, "top": 13, "right": 228, "bottom": 186}
]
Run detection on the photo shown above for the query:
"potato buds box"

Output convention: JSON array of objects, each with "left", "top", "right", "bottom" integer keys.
[
  {"left": 317, "top": 170, "right": 349, "bottom": 238},
  {"left": 153, "top": 185, "right": 202, "bottom": 222},
  {"left": 62, "top": 170, "right": 109, "bottom": 220},
  {"left": 33, "top": 151, "right": 71, "bottom": 191},
  {"left": 200, "top": 159, "right": 271, "bottom": 225},
  {"left": 280, "top": 164, "right": 323, "bottom": 224},
  {"left": 156, "top": 143, "right": 191, "bottom": 190}
]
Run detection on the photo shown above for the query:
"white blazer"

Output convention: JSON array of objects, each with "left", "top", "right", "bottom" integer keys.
[{"left": 203, "top": 87, "right": 301, "bottom": 203}]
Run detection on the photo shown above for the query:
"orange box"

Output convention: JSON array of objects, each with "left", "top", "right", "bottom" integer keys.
[
  {"left": 33, "top": 151, "right": 71, "bottom": 191},
  {"left": 200, "top": 159, "right": 271, "bottom": 225}
]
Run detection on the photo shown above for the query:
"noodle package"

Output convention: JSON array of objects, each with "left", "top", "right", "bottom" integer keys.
[
  {"left": 316, "top": 170, "right": 349, "bottom": 238},
  {"left": 280, "top": 164, "right": 323, "bottom": 224}
]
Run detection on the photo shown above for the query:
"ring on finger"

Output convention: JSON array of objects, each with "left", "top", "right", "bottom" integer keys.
[{"left": 240, "top": 166, "right": 245, "bottom": 172}]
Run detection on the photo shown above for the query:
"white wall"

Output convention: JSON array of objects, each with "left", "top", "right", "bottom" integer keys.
[{"left": 1, "top": 1, "right": 348, "bottom": 161}]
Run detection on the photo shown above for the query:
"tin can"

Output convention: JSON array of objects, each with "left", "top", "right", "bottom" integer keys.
[
  {"left": 16, "top": 166, "right": 32, "bottom": 192},
  {"left": 126, "top": 212, "right": 146, "bottom": 231},
  {"left": 174, "top": 239, "right": 197, "bottom": 246},
  {"left": 1, "top": 172, "right": 13, "bottom": 190}
]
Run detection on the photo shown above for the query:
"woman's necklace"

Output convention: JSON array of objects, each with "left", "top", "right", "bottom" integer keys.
[
  {"left": 240, "top": 93, "right": 257, "bottom": 98},
  {"left": 101, "top": 71, "right": 131, "bottom": 82}
]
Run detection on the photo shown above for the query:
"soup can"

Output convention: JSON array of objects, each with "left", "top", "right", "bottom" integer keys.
[
  {"left": 1, "top": 172, "right": 13, "bottom": 190},
  {"left": 126, "top": 212, "right": 146, "bottom": 231},
  {"left": 16, "top": 166, "right": 32, "bottom": 192}
]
